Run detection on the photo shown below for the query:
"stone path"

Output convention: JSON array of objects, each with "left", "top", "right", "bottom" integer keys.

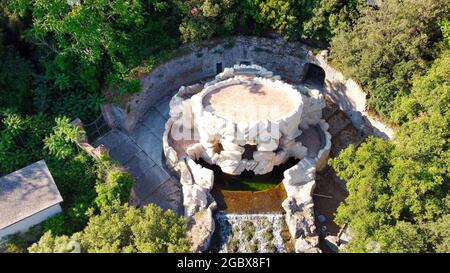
[{"left": 93, "top": 95, "right": 183, "bottom": 213}]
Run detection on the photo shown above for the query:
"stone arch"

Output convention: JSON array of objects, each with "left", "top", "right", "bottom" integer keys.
[{"left": 300, "top": 63, "right": 325, "bottom": 88}]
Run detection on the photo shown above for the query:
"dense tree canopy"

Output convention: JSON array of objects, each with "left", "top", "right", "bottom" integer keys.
[
  {"left": 391, "top": 51, "right": 450, "bottom": 124},
  {"left": 331, "top": 132, "right": 449, "bottom": 252},
  {"left": 330, "top": 0, "right": 448, "bottom": 118},
  {"left": 29, "top": 203, "right": 190, "bottom": 253},
  {"left": 302, "top": 0, "right": 364, "bottom": 42},
  {"left": 0, "top": 0, "right": 449, "bottom": 253}
]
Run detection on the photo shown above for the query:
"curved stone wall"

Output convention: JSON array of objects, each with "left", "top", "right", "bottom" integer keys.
[
  {"left": 162, "top": 65, "right": 331, "bottom": 253},
  {"left": 106, "top": 35, "right": 393, "bottom": 140},
  {"left": 189, "top": 67, "right": 306, "bottom": 175}
]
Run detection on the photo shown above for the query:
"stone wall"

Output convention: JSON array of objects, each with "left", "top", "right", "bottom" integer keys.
[
  {"left": 111, "top": 36, "right": 311, "bottom": 133},
  {"left": 107, "top": 35, "right": 394, "bottom": 139},
  {"left": 314, "top": 52, "right": 395, "bottom": 139}
]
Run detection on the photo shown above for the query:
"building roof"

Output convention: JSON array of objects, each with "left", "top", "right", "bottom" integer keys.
[{"left": 0, "top": 160, "right": 63, "bottom": 230}]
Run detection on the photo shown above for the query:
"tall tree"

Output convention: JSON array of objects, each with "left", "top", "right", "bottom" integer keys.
[{"left": 330, "top": 0, "right": 449, "bottom": 118}]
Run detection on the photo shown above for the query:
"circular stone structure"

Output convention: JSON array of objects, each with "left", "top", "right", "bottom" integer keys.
[
  {"left": 162, "top": 64, "right": 331, "bottom": 253},
  {"left": 202, "top": 76, "right": 298, "bottom": 123},
  {"left": 190, "top": 74, "right": 307, "bottom": 176}
]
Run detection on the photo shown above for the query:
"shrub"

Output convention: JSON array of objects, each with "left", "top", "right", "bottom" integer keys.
[{"left": 30, "top": 203, "right": 191, "bottom": 253}]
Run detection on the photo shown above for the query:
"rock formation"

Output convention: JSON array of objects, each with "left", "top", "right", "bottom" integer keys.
[{"left": 162, "top": 64, "right": 331, "bottom": 252}]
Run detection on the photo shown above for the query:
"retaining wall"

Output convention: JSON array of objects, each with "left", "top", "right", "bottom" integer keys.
[{"left": 106, "top": 36, "right": 394, "bottom": 139}]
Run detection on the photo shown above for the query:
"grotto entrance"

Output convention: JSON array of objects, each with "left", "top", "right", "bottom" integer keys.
[{"left": 301, "top": 63, "right": 325, "bottom": 88}]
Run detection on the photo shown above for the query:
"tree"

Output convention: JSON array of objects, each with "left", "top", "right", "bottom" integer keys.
[
  {"left": 28, "top": 231, "right": 82, "bottom": 253},
  {"left": 29, "top": 203, "right": 191, "bottom": 253},
  {"left": 44, "top": 116, "right": 83, "bottom": 160},
  {"left": 6, "top": 0, "right": 179, "bottom": 122},
  {"left": 331, "top": 125, "right": 449, "bottom": 252},
  {"left": 391, "top": 51, "right": 450, "bottom": 124},
  {"left": 330, "top": 0, "right": 449, "bottom": 118},
  {"left": 0, "top": 46, "right": 33, "bottom": 113},
  {"left": 302, "top": 0, "right": 365, "bottom": 42},
  {"left": 423, "top": 213, "right": 450, "bottom": 253},
  {"left": 0, "top": 111, "right": 52, "bottom": 173},
  {"left": 175, "top": 0, "right": 244, "bottom": 42}
]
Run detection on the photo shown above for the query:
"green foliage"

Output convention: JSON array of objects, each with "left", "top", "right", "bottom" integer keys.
[
  {"left": 29, "top": 203, "right": 191, "bottom": 253},
  {"left": 1, "top": 226, "right": 43, "bottom": 253},
  {"left": 330, "top": 0, "right": 449, "bottom": 118},
  {"left": 302, "top": 0, "right": 364, "bottom": 42},
  {"left": 0, "top": 111, "right": 52, "bottom": 173},
  {"left": 391, "top": 51, "right": 450, "bottom": 124},
  {"left": 175, "top": 0, "right": 360, "bottom": 42},
  {"left": 248, "top": 0, "right": 314, "bottom": 39},
  {"left": 44, "top": 116, "right": 83, "bottom": 160},
  {"left": 28, "top": 231, "right": 82, "bottom": 253},
  {"left": 441, "top": 19, "right": 450, "bottom": 47},
  {"left": 94, "top": 155, "right": 133, "bottom": 212},
  {"left": 331, "top": 128, "right": 449, "bottom": 252},
  {"left": 0, "top": 46, "right": 34, "bottom": 114},
  {"left": 42, "top": 213, "right": 66, "bottom": 236},
  {"left": 5, "top": 0, "right": 179, "bottom": 119},
  {"left": 174, "top": 0, "right": 244, "bottom": 42},
  {"left": 423, "top": 213, "right": 450, "bottom": 253},
  {"left": 0, "top": 112, "right": 97, "bottom": 234},
  {"left": 373, "top": 221, "right": 425, "bottom": 253}
]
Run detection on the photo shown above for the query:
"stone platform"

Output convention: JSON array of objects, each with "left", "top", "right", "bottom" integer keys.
[{"left": 93, "top": 95, "right": 182, "bottom": 213}]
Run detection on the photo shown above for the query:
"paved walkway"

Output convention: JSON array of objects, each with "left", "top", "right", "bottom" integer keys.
[{"left": 93, "top": 95, "right": 183, "bottom": 213}]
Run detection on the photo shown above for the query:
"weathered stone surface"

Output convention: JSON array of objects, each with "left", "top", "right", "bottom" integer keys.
[
  {"left": 182, "top": 184, "right": 208, "bottom": 217},
  {"left": 295, "top": 237, "right": 321, "bottom": 253},
  {"left": 187, "top": 206, "right": 216, "bottom": 253},
  {"left": 187, "top": 158, "right": 214, "bottom": 190},
  {"left": 161, "top": 64, "right": 332, "bottom": 253},
  {"left": 283, "top": 158, "right": 316, "bottom": 186},
  {"left": 189, "top": 68, "right": 307, "bottom": 175},
  {"left": 186, "top": 143, "right": 205, "bottom": 161}
]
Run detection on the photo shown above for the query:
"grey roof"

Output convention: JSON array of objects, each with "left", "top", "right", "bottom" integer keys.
[{"left": 0, "top": 160, "right": 63, "bottom": 229}]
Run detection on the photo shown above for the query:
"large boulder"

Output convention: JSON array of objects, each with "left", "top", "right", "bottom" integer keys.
[
  {"left": 186, "top": 158, "right": 214, "bottom": 190},
  {"left": 295, "top": 237, "right": 321, "bottom": 253},
  {"left": 186, "top": 143, "right": 204, "bottom": 160},
  {"left": 283, "top": 158, "right": 316, "bottom": 186},
  {"left": 187, "top": 206, "right": 216, "bottom": 253},
  {"left": 285, "top": 203, "right": 316, "bottom": 239}
]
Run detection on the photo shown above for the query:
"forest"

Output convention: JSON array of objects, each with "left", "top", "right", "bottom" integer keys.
[{"left": 0, "top": 0, "right": 448, "bottom": 253}]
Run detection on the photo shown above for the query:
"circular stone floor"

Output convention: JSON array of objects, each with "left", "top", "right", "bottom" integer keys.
[{"left": 202, "top": 77, "right": 296, "bottom": 123}]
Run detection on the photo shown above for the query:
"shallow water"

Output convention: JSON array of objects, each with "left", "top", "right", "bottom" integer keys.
[{"left": 214, "top": 211, "right": 290, "bottom": 253}]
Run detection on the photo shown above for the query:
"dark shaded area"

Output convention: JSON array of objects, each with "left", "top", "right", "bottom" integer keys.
[
  {"left": 242, "top": 144, "right": 257, "bottom": 160},
  {"left": 197, "top": 157, "right": 299, "bottom": 192},
  {"left": 300, "top": 63, "right": 325, "bottom": 87},
  {"left": 216, "top": 62, "right": 223, "bottom": 74}
]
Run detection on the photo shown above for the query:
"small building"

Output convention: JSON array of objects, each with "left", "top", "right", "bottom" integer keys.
[{"left": 0, "top": 160, "right": 63, "bottom": 241}]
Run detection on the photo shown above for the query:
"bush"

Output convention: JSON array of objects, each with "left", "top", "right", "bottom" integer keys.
[
  {"left": 95, "top": 169, "right": 133, "bottom": 212},
  {"left": 44, "top": 116, "right": 84, "bottom": 160},
  {"left": 330, "top": 0, "right": 449, "bottom": 118},
  {"left": 42, "top": 213, "right": 66, "bottom": 236},
  {"left": 29, "top": 203, "right": 191, "bottom": 253}
]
